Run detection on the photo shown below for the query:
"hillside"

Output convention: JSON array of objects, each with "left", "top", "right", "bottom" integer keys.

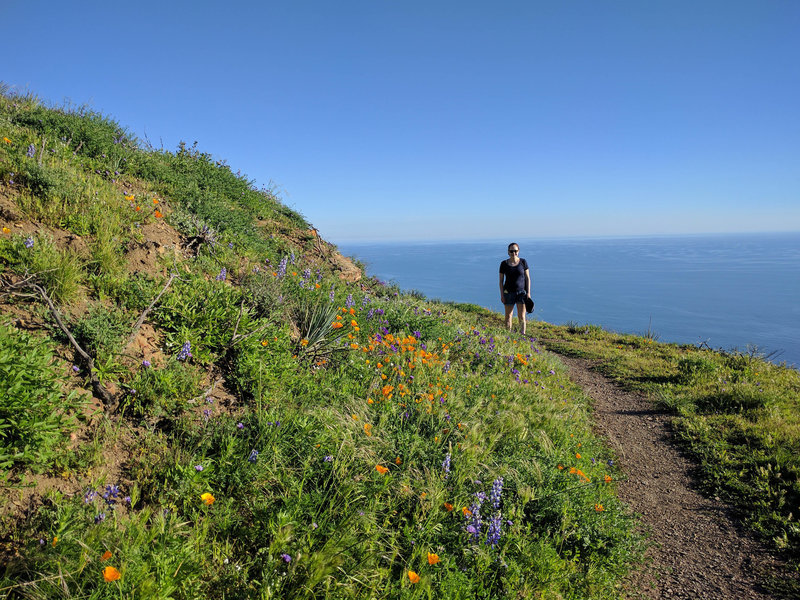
[{"left": 1, "top": 89, "right": 799, "bottom": 599}]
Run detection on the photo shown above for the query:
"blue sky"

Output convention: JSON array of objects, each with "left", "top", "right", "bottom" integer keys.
[{"left": 4, "top": 0, "right": 799, "bottom": 243}]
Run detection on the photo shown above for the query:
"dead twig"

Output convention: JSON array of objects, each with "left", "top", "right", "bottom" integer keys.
[
  {"left": 124, "top": 272, "right": 176, "bottom": 350},
  {"left": 0, "top": 273, "right": 117, "bottom": 410},
  {"left": 29, "top": 281, "right": 116, "bottom": 409},
  {"left": 188, "top": 377, "right": 223, "bottom": 403}
]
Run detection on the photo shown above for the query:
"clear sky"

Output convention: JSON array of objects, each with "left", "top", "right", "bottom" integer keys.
[{"left": 4, "top": 0, "right": 799, "bottom": 243}]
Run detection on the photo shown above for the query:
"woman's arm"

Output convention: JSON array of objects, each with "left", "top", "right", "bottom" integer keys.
[
  {"left": 524, "top": 268, "right": 531, "bottom": 296},
  {"left": 499, "top": 272, "right": 505, "bottom": 302}
]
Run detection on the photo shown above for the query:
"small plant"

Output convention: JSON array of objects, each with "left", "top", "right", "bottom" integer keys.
[{"left": 293, "top": 299, "right": 351, "bottom": 362}]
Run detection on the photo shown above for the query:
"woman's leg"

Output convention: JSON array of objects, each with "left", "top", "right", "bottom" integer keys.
[
  {"left": 504, "top": 302, "right": 514, "bottom": 331},
  {"left": 516, "top": 301, "right": 526, "bottom": 335}
]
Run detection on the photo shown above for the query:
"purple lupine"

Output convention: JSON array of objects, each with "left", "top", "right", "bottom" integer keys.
[
  {"left": 490, "top": 477, "right": 503, "bottom": 510},
  {"left": 467, "top": 491, "right": 485, "bottom": 542},
  {"left": 216, "top": 267, "right": 227, "bottom": 281},
  {"left": 248, "top": 450, "right": 259, "bottom": 463},
  {"left": 195, "top": 465, "right": 204, "bottom": 472},
  {"left": 24, "top": 237, "right": 34, "bottom": 248},
  {"left": 280, "top": 553, "right": 291, "bottom": 563},
  {"left": 176, "top": 341, "right": 192, "bottom": 361},
  {"left": 104, "top": 484, "right": 120, "bottom": 500},
  {"left": 486, "top": 514, "right": 502, "bottom": 547},
  {"left": 345, "top": 294, "right": 355, "bottom": 309},
  {"left": 27, "top": 143, "right": 36, "bottom": 158},
  {"left": 142, "top": 360, "right": 151, "bottom": 368},
  {"left": 276, "top": 256, "right": 288, "bottom": 279},
  {"left": 442, "top": 453, "right": 451, "bottom": 479}
]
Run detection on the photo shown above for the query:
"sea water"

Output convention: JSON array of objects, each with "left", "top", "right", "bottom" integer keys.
[{"left": 340, "top": 232, "right": 800, "bottom": 368}]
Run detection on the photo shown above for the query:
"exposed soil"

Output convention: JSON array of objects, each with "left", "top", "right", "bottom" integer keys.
[{"left": 555, "top": 354, "right": 796, "bottom": 600}]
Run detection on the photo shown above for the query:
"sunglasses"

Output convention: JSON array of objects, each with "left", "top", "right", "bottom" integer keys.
[{"left": 508, "top": 249, "right": 519, "bottom": 254}]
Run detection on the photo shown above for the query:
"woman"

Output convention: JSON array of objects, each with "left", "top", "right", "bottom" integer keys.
[{"left": 499, "top": 242, "right": 531, "bottom": 335}]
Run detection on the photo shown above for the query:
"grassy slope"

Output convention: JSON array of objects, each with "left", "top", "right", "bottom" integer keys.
[{"left": 0, "top": 88, "right": 796, "bottom": 598}]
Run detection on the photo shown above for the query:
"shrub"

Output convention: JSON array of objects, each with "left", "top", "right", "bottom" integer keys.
[
  {"left": 0, "top": 323, "right": 85, "bottom": 470},
  {"left": 677, "top": 356, "right": 719, "bottom": 383}
]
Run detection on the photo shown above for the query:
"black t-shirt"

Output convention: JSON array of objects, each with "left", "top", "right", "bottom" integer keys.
[{"left": 499, "top": 258, "right": 529, "bottom": 293}]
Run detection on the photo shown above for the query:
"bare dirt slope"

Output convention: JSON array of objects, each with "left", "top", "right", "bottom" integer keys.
[{"left": 556, "top": 354, "right": 795, "bottom": 600}]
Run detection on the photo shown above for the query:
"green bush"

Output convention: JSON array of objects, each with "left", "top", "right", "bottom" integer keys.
[
  {"left": 0, "top": 323, "right": 85, "bottom": 470},
  {"left": 677, "top": 356, "right": 719, "bottom": 383}
]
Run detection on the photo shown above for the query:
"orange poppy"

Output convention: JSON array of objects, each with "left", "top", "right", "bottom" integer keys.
[
  {"left": 395, "top": 456, "right": 402, "bottom": 465},
  {"left": 604, "top": 475, "right": 612, "bottom": 483},
  {"left": 201, "top": 492, "right": 215, "bottom": 505},
  {"left": 375, "top": 464, "right": 389, "bottom": 475},
  {"left": 154, "top": 210, "right": 163, "bottom": 218},
  {"left": 101, "top": 550, "right": 113, "bottom": 561},
  {"left": 443, "top": 502, "right": 454, "bottom": 512},
  {"left": 427, "top": 552, "right": 440, "bottom": 565},
  {"left": 103, "top": 566, "right": 121, "bottom": 582},
  {"left": 407, "top": 570, "right": 420, "bottom": 584},
  {"left": 332, "top": 322, "right": 344, "bottom": 329},
  {"left": 595, "top": 503, "right": 604, "bottom": 512}
]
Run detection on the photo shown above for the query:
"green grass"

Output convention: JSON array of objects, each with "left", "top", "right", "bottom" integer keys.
[{"left": 5, "top": 85, "right": 797, "bottom": 598}]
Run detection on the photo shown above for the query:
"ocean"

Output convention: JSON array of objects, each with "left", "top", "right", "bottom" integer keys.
[{"left": 340, "top": 232, "right": 800, "bottom": 368}]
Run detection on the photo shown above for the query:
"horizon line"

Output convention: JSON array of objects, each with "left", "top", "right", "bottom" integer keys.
[{"left": 333, "top": 229, "right": 800, "bottom": 246}]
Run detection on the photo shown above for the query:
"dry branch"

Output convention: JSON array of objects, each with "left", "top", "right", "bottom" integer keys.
[
  {"left": 1, "top": 274, "right": 117, "bottom": 410},
  {"left": 124, "top": 272, "right": 176, "bottom": 350}
]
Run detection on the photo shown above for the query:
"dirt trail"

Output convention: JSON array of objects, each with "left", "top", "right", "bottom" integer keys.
[{"left": 556, "top": 354, "right": 793, "bottom": 600}]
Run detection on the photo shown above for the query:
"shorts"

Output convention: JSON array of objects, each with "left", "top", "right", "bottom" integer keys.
[{"left": 503, "top": 290, "right": 527, "bottom": 306}]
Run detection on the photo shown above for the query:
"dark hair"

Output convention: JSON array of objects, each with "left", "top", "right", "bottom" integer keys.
[{"left": 507, "top": 242, "right": 519, "bottom": 252}]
